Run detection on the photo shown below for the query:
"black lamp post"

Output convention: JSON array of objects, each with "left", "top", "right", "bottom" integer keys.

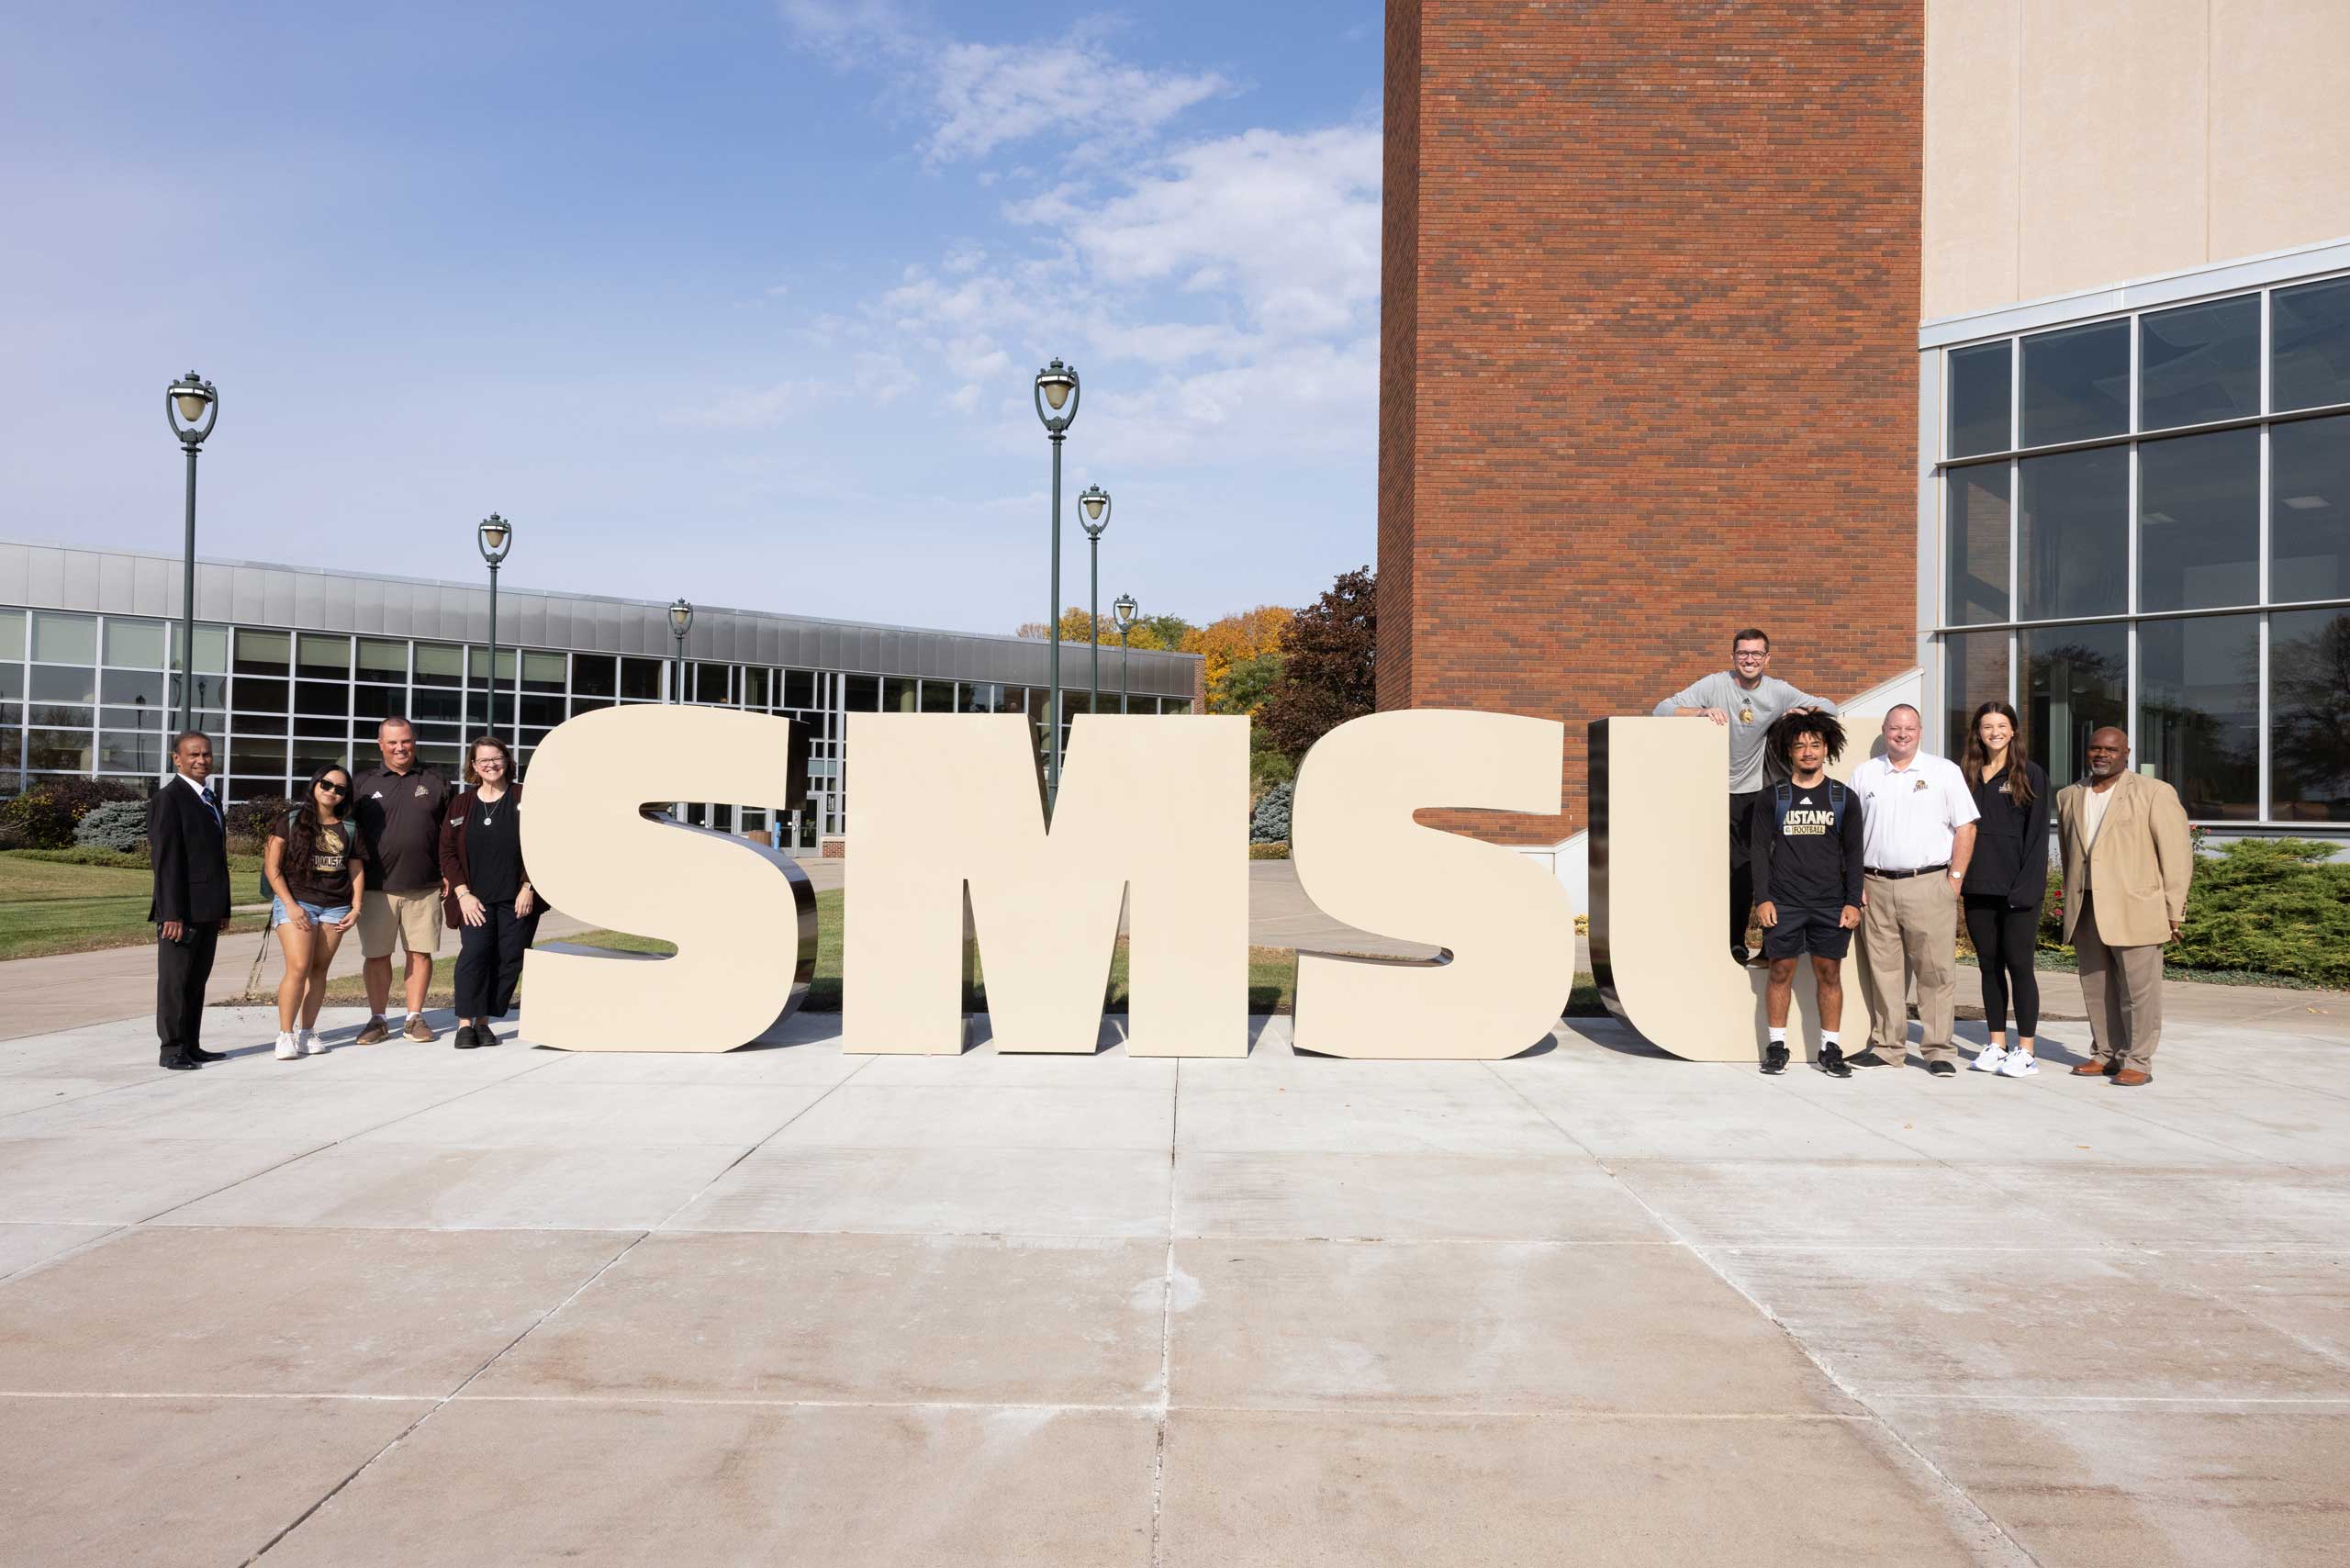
[
  {"left": 1112, "top": 593, "right": 1137, "bottom": 715},
  {"left": 1078, "top": 485, "right": 1111, "bottom": 721},
  {"left": 668, "top": 599, "right": 693, "bottom": 703},
  {"left": 165, "top": 371, "right": 218, "bottom": 734},
  {"left": 1033, "top": 359, "right": 1080, "bottom": 802},
  {"left": 476, "top": 514, "right": 514, "bottom": 742}
]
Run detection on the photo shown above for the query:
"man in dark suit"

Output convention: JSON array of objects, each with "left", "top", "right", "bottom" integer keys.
[{"left": 150, "top": 730, "right": 233, "bottom": 1070}]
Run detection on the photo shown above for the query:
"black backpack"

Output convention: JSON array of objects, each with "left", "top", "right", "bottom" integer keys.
[{"left": 1771, "top": 778, "right": 1848, "bottom": 835}]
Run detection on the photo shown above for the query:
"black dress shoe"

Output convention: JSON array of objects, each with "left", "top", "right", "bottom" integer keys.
[
  {"left": 185, "top": 1046, "right": 226, "bottom": 1062},
  {"left": 1927, "top": 1059, "right": 1957, "bottom": 1077},
  {"left": 1845, "top": 1048, "right": 1891, "bottom": 1069},
  {"left": 453, "top": 1024, "right": 481, "bottom": 1050},
  {"left": 159, "top": 1052, "right": 201, "bottom": 1070}
]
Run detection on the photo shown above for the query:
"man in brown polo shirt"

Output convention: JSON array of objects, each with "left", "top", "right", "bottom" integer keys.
[{"left": 353, "top": 716, "right": 453, "bottom": 1043}]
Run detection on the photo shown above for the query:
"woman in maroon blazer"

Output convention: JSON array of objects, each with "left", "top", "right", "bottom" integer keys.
[{"left": 438, "top": 734, "right": 541, "bottom": 1049}]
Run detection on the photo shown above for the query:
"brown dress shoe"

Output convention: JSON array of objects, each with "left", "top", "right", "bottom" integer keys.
[
  {"left": 2070, "top": 1058, "right": 2116, "bottom": 1076},
  {"left": 353, "top": 1017, "right": 391, "bottom": 1047},
  {"left": 2110, "top": 1069, "right": 2152, "bottom": 1087},
  {"left": 404, "top": 1016, "right": 436, "bottom": 1044}
]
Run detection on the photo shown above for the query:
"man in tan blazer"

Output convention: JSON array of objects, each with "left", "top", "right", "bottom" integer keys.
[{"left": 2054, "top": 727, "right": 2194, "bottom": 1085}]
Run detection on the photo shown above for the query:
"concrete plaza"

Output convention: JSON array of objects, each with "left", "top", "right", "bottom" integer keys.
[{"left": 1, "top": 991, "right": 2344, "bottom": 1566}]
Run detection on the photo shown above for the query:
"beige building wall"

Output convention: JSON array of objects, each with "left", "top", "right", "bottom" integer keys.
[{"left": 1924, "top": 0, "right": 2350, "bottom": 319}]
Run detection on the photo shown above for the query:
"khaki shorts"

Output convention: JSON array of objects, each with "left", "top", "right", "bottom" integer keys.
[{"left": 359, "top": 889, "right": 443, "bottom": 961}]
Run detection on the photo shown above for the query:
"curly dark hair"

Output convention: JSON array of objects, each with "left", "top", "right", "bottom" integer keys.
[{"left": 1768, "top": 710, "right": 1847, "bottom": 771}]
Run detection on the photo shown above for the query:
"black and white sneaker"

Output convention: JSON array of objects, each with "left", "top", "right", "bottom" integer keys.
[
  {"left": 1818, "top": 1043, "right": 1852, "bottom": 1079},
  {"left": 1762, "top": 1042, "right": 1789, "bottom": 1075},
  {"left": 1844, "top": 1047, "right": 1891, "bottom": 1069}
]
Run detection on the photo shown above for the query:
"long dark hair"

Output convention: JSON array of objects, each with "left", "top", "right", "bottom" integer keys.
[
  {"left": 1963, "top": 700, "right": 2036, "bottom": 804},
  {"left": 286, "top": 763, "right": 354, "bottom": 872}
]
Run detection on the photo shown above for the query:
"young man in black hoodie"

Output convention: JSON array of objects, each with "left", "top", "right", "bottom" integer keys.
[{"left": 1748, "top": 711, "right": 1865, "bottom": 1076}]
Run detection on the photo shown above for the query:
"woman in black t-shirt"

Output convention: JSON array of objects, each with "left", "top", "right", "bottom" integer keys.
[
  {"left": 264, "top": 764, "right": 367, "bottom": 1060},
  {"left": 1960, "top": 702, "right": 2053, "bottom": 1077},
  {"left": 439, "top": 734, "right": 542, "bottom": 1049}
]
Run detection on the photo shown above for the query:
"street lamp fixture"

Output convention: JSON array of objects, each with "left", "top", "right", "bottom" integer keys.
[
  {"left": 476, "top": 514, "right": 515, "bottom": 743},
  {"left": 1077, "top": 485, "right": 1112, "bottom": 722},
  {"left": 669, "top": 599, "right": 694, "bottom": 703},
  {"left": 1113, "top": 592, "right": 1138, "bottom": 715},
  {"left": 1033, "top": 359, "right": 1081, "bottom": 805},
  {"left": 165, "top": 371, "right": 219, "bottom": 735}
]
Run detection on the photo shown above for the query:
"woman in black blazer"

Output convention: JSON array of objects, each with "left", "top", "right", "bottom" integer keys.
[{"left": 1960, "top": 701, "right": 2053, "bottom": 1077}]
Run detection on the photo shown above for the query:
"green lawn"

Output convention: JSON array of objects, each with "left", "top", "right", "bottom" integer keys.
[{"left": 0, "top": 849, "right": 269, "bottom": 960}]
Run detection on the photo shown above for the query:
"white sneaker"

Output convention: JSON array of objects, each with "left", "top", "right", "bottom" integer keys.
[
  {"left": 1971, "top": 1044, "right": 2010, "bottom": 1072},
  {"left": 298, "top": 1027, "right": 327, "bottom": 1057},
  {"left": 274, "top": 1031, "right": 300, "bottom": 1061},
  {"left": 1997, "top": 1050, "right": 2040, "bottom": 1078}
]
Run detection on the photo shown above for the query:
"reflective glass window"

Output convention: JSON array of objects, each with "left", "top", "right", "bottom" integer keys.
[
  {"left": 2138, "top": 427, "right": 2258, "bottom": 612},
  {"left": 1946, "top": 465, "right": 2010, "bottom": 624},
  {"left": 569, "top": 695, "right": 613, "bottom": 716},
  {"left": 520, "top": 694, "right": 565, "bottom": 729},
  {"left": 0, "top": 728, "right": 18, "bottom": 771},
  {"left": 2021, "top": 319, "right": 2130, "bottom": 446},
  {"left": 413, "top": 644, "right": 463, "bottom": 687},
  {"left": 294, "top": 715, "right": 347, "bottom": 739},
  {"left": 2018, "top": 446, "right": 2127, "bottom": 620},
  {"left": 2023, "top": 622, "right": 2127, "bottom": 788},
  {"left": 783, "top": 669, "right": 816, "bottom": 709},
  {"left": 2138, "top": 614, "right": 2259, "bottom": 820},
  {"left": 297, "top": 633, "right": 351, "bottom": 676},
  {"left": 2139, "top": 295, "right": 2259, "bottom": 430},
  {"left": 101, "top": 669, "right": 168, "bottom": 707},
  {"left": 232, "top": 677, "right": 289, "bottom": 712},
  {"left": 171, "top": 623, "right": 229, "bottom": 674},
  {"left": 620, "top": 658, "right": 663, "bottom": 700},
  {"left": 2269, "top": 608, "right": 2350, "bottom": 822},
  {"left": 291, "top": 736, "right": 352, "bottom": 778},
  {"left": 2271, "top": 412, "right": 2349, "bottom": 603},
  {"left": 572, "top": 655, "right": 618, "bottom": 698},
  {"left": 1947, "top": 341, "right": 2011, "bottom": 457},
  {"left": 2272, "top": 276, "right": 2350, "bottom": 412},
  {"left": 0, "top": 608, "right": 22, "bottom": 659},
  {"left": 1943, "top": 630, "right": 2010, "bottom": 758},
  {"left": 296, "top": 680, "right": 350, "bottom": 716},
  {"left": 99, "top": 731, "right": 169, "bottom": 774},
  {"left": 103, "top": 618, "right": 167, "bottom": 668},
  {"left": 357, "top": 638, "right": 406, "bottom": 682},
  {"left": 28, "top": 731, "right": 95, "bottom": 771},
  {"left": 26, "top": 704, "right": 93, "bottom": 729},
  {"left": 1163, "top": 699, "right": 1192, "bottom": 716},
  {"left": 881, "top": 677, "right": 916, "bottom": 712},
  {"left": 522, "top": 652, "right": 566, "bottom": 692},
  {"left": 845, "top": 675, "right": 880, "bottom": 712},
  {"left": 920, "top": 680, "right": 956, "bottom": 713},
  {"left": 103, "top": 704, "right": 166, "bottom": 732},
  {"left": 466, "top": 646, "right": 515, "bottom": 685},
  {"left": 409, "top": 688, "right": 463, "bottom": 723},
  {"left": 694, "top": 663, "right": 730, "bottom": 703},
  {"left": 353, "top": 685, "right": 408, "bottom": 722},
  {"left": 230, "top": 737, "right": 287, "bottom": 776},
  {"left": 30, "top": 611, "right": 96, "bottom": 666},
  {"left": 233, "top": 629, "right": 290, "bottom": 673},
  {"left": 0, "top": 665, "right": 18, "bottom": 702},
  {"left": 744, "top": 668, "right": 772, "bottom": 706},
  {"left": 171, "top": 673, "right": 228, "bottom": 713},
  {"left": 957, "top": 682, "right": 1006, "bottom": 714},
  {"left": 30, "top": 666, "right": 97, "bottom": 704}
]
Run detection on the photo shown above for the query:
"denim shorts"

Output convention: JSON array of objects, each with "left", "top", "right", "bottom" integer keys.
[{"left": 272, "top": 897, "right": 353, "bottom": 928}]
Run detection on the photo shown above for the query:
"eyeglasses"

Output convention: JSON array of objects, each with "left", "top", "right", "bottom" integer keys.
[{"left": 319, "top": 781, "right": 351, "bottom": 797}]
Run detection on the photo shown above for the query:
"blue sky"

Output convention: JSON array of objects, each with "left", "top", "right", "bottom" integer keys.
[{"left": 2, "top": 1, "right": 1382, "bottom": 634}]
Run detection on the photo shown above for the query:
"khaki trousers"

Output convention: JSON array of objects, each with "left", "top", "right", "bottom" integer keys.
[
  {"left": 2073, "top": 892, "right": 2165, "bottom": 1070},
  {"left": 1861, "top": 871, "right": 1959, "bottom": 1063}
]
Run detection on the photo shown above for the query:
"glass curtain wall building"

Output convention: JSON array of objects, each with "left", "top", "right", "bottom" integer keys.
[
  {"left": 1931, "top": 264, "right": 2350, "bottom": 827},
  {"left": 0, "top": 544, "right": 1201, "bottom": 848}
]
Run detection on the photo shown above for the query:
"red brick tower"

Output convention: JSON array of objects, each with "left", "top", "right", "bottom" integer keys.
[{"left": 1381, "top": 0, "right": 1924, "bottom": 842}]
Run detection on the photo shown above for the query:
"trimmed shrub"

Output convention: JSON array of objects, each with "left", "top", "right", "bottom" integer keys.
[
  {"left": 227, "top": 795, "right": 293, "bottom": 843},
  {"left": 0, "top": 779, "right": 146, "bottom": 850},
  {"left": 1248, "top": 841, "right": 1291, "bottom": 860},
  {"left": 73, "top": 800, "right": 151, "bottom": 854},
  {"left": 1249, "top": 780, "right": 1293, "bottom": 845},
  {"left": 2039, "top": 838, "right": 2350, "bottom": 988}
]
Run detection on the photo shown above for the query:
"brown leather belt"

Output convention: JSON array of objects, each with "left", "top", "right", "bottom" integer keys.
[{"left": 1864, "top": 864, "right": 1950, "bottom": 880}]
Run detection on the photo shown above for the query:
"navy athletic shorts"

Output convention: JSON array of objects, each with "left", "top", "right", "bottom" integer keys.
[{"left": 1762, "top": 904, "right": 1852, "bottom": 961}]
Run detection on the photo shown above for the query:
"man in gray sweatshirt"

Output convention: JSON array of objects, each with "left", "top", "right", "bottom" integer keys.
[{"left": 1654, "top": 628, "right": 1839, "bottom": 963}]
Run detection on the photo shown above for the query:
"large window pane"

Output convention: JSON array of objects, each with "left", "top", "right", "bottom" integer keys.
[
  {"left": 2022, "top": 319, "right": 2129, "bottom": 446},
  {"left": 2019, "top": 447, "right": 2127, "bottom": 620},
  {"left": 2138, "top": 614, "right": 2258, "bottom": 820},
  {"left": 0, "top": 665, "right": 20, "bottom": 702},
  {"left": 783, "top": 669, "right": 816, "bottom": 709},
  {"left": 845, "top": 675, "right": 880, "bottom": 712},
  {"left": 103, "top": 618, "right": 168, "bottom": 669},
  {"left": 356, "top": 638, "right": 406, "bottom": 682},
  {"left": 620, "top": 657, "right": 663, "bottom": 700},
  {"left": 413, "top": 644, "right": 462, "bottom": 687},
  {"left": 2272, "top": 412, "right": 2348, "bottom": 603},
  {"left": 297, "top": 633, "right": 351, "bottom": 677},
  {"left": 882, "top": 677, "right": 916, "bottom": 712},
  {"left": 694, "top": 663, "right": 730, "bottom": 703},
  {"left": 30, "top": 611, "right": 96, "bottom": 666},
  {"left": 99, "top": 731, "right": 169, "bottom": 775},
  {"left": 2272, "top": 276, "right": 2350, "bottom": 413},
  {"left": 1947, "top": 341, "right": 2012, "bottom": 457},
  {"left": 233, "top": 629, "right": 290, "bottom": 674},
  {"left": 2139, "top": 295, "right": 2259, "bottom": 431},
  {"left": 2024, "top": 623, "right": 2127, "bottom": 789},
  {"left": 0, "top": 608, "right": 23, "bottom": 659},
  {"left": 27, "top": 731, "right": 94, "bottom": 771},
  {"left": 296, "top": 680, "right": 350, "bottom": 716},
  {"left": 743, "top": 667, "right": 772, "bottom": 706},
  {"left": 30, "top": 666, "right": 96, "bottom": 704},
  {"left": 572, "top": 654, "right": 618, "bottom": 698},
  {"left": 231, "top": 676, "right": 288, "bottom": 712},
  {"left": 1942, "top": 630, "right": 2009, "bottom": 757},
  {"left": 2270, "top": 608, "right": 2350, "bottom": 822},
  {"left": 2139, "top": 427, "right": 2257, "bottom": 612},
  {"left": 1946, "top": 465, "right": 2010, "bottom": 623},
  {"left": 919, "top": 679, "right": 956, "bottom": 712},
  {"left": 522, "top": 651, "right": 566, "bottom": 692},
  {"left": 100, "top": 669, "right": 168, "bottom": 707}
]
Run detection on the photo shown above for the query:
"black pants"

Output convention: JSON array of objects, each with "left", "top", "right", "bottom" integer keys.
[
  {"left": 1728, "top": 789, "right": 1763, "bottom": 953},
  {"left": 156, "top": 923, "right": 218, "bottom": 1058},
  {"left": 1964, "top": 895, "right": 2042, "bottom": 1037},
  {"left": 455, "top": 901, "right": 541, "bottom": 1020}
]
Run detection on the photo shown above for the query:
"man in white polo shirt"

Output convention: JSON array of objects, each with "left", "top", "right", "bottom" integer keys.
[{"left": 1848, "top": 705, "right": 1979, "bottom": 1075}]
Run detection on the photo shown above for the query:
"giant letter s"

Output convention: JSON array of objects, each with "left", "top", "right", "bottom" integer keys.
[
  {"left": 520, "top": 705, "right": 817, "bottom": 1052},
  {"left": 1289, "top": 711, "right": 1577, "bottom": 1059}
]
